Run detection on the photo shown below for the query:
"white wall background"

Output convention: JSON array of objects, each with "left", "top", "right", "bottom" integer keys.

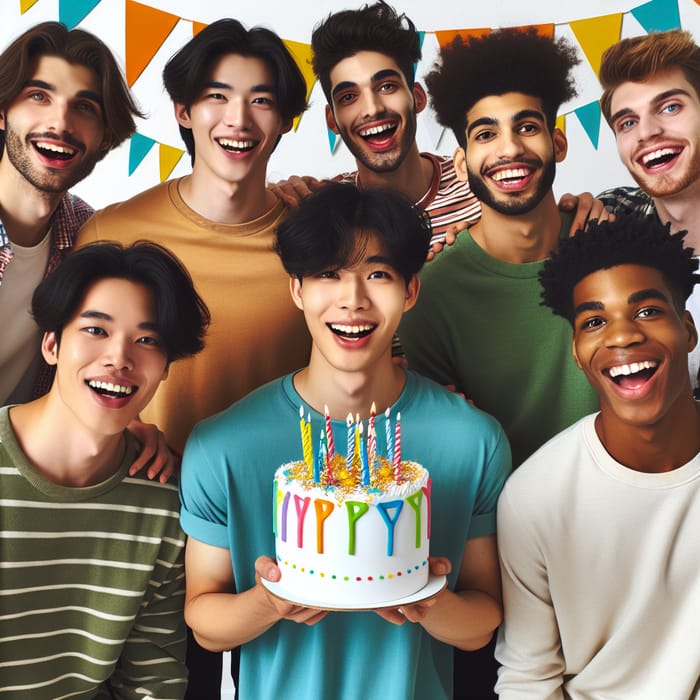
[{"left": 1, "top": 0, "right": 699, "bottom": 210}]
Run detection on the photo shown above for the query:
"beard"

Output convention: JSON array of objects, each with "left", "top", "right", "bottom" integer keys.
[
  {"left": 467, "top": 154, "right": 556, "bottom": 216},
  {"left": 338, "top": 111, "right": 417, "bottom": 174},
  {"left": 631, "top": 152, "right": 700, "bottom": 198},
  {"left": 3, "top": 120, "right": 99, "bottom": 194}
]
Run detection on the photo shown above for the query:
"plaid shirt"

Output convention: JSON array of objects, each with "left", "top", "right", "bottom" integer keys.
[
  {"left": 597, "top": 185, "right": 658, "bottom": 220},
  {"left": 0, "top": 192, "right": 94, "bottom": 397}
]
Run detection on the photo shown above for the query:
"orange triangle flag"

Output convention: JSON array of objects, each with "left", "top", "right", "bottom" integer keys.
[
  {"left": 283, "top": 39, "right": 316, "bottom": 131},
  {"left": 510, "top": 23, "right": 555, "bottom": 39},
  {"left": 125, "top": 0, "right": 180, "bottom": 86},
  {"left": 159, "top": 143, "right": 184, "bottom": 182},
  {"left": 569, "top": 13, "right": 623, "bottom": 77},
  {"left": 193, "top": 21, "right": 207, "bottom": 37},
  {"left": 20, "top": 0, "right": 40, "bottom": 12},
  {"left": 435, "top": 28, "right": 490, "bottom": 48}
]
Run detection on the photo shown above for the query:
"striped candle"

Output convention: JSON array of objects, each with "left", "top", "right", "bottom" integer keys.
[{"left": 393, "top": 412, "right": 402, "bottom": 481}]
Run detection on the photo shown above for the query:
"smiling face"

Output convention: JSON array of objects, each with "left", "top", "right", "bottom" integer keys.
[
  {"left": 0, "top": 54, "right": 108, "bottom": 194},
  {"left": 572, "top": 263, "right": 696, "bottom": 430},
  {"left": 175, "top": 53, "right": 291, "bottom": 190},
  {"left": 609, "top": 67, "right": 700, "bottom": 198},
  {"left": 454, "top": 92, "right": 566, "bottom": 216},
  {"left": 290, "top": 231, "right": 418, "bottom": 377},
  {"left": 326, "top": 50, "right": 425, "bottom": 174},
  {"left": 43, "top": 278, "right": 169, "bottom": 438}
]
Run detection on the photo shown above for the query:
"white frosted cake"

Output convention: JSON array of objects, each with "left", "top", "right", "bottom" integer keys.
[{"left": 272, "top": 408, "right": 432, "bottom": 607}]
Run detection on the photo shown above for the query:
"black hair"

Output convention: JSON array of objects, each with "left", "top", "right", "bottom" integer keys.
[
  {"left": 162, "top": 18, "right": 307, "bottom": 162},
  {"left": 311, "top": 1, "right": 421, "bottom": 104},
  {"left": 539, "top": 215, "right": 700, "bottom": 324},
  {"left": 32, "top": 241, "right": 210, "bottom": 363},
  {"left": 426, "top": 28, "right": 579, "bottom": 148},
  {"left": 275, "top": 182, "right": 431, "bottom": 284}
]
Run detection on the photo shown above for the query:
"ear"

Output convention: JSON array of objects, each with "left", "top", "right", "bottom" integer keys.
[
  {"left": 279, "top": 117, "right": 294, "bottom": 136},
  {"left": 289, "top": 276, "right": 304, "bottom": 311},
  {"left": 174, "top": 102, "right": 191, "bottom": 129},
  {"left": 683, "top": 310, "right": 698, "bottom": 353},
  {"left": 0, "top": 110, "right": 6, "bottom": 130},
  {"left": 571, "top": 335, "right": 582, "bottom": 369},
  {"left": 325, "top": 104, "right": 340, "bottom": 134},
  {"left": 553, "top": 127, "right": 568, "bottom": 163},
  {"left": 41, "top": 332, "right": 59, "bottom": 366},
  {"left": 453, "top": 146, "right": 468, "bottom": 183},
  {"left": 403, "top": 275, "right": 420, "bottom": 312},
  {"left": 413, "top": 83, "right": 428, "bottom": 115}
]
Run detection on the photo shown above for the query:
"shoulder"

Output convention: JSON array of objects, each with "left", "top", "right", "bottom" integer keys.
[
  {"left": 94, "top": 181, "right": 174, "bottom": 221},
  {"left": 596, "top": 186, "right": 654, "bottom": 216}
]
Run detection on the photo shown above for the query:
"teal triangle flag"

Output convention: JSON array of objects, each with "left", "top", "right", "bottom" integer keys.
[
  {"left": 575, "top": 101, "right": 601, "bottom": 150},
  {"left": 59, "top": 0, "right": 102, "bottom": 29},
  {"left": 128, "top": 133, "right": 156, "bottom": 176},
  {"left": 327, "top": 127, "right": 341, "bottom": 154},
  {"left": 631, "top": 0, "right": 680, "bottom": 32}
]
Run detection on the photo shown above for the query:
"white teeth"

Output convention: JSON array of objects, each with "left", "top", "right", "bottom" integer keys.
[
  {"left": 88, "top": 380, "right": 133, "bottom": 395},
  {"left": 642, "top": 148, "right": 679, "bottom": 165},
  {"left": 35, "top": 142, "right": 75, "bottom": 155},
  {"left": 491, "top": 168, "right": 528, "bottom": 181},
  {"left": 331, "top": 323, "right": 373, "bottom": 334},
  {"left": 358, "top": 123, "right": 394, "bottom": 137},
  {"left": 218, "top": 138, "right": 255, "bottom": 149},
  {"left": 608, "top": 360, "right": 658, "bottom": 378}
]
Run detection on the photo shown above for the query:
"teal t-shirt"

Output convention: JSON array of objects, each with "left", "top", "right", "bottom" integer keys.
[
  {"left": 180, "top": 371, "right": 511, "bottom": 700},
  {"left": 399, "top": 217, "right": 599, "bottom": 467}
]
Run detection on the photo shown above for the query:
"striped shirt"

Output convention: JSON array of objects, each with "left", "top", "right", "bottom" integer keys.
[
  {"left": 338, "top": 153, "right": 481, "bottom": 245},
  {"left": 0, "top": 407, "right": 187, "bottom": 699}
]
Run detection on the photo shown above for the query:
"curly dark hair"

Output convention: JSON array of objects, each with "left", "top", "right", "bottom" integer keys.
[
  {"left": 539, "top": 215, "right": 699, "bottom": 325},
  {"left": 311, "top": 1, "right": 421, "bottom": 103},
  {"left": 426, "top": 28, "right": 579, "bottom": 148}
]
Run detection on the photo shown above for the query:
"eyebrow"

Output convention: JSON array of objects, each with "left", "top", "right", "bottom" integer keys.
[
  {"left": 24, "top": 79, "right": 102, "bottom": 106},
  {"left": 467, "top": 108, "right": 545, "bottom": 137},
  {"left": 366, "top": 255, "right": 394, "bottom": 266},
  {"left": 573, "top": 287, "right": 670, "bottom": 318},
  {"left": 609, "top": 88, "right": 692, "bottom": 125},
  {"left": 79, "top": 310, "right": 160, "bottom": 331},
  {"left": 331, "top": 69, "right": 403, "bottom": 100},
  {"left": 204, "top": 80, "right": 275, "bottom": 93}
]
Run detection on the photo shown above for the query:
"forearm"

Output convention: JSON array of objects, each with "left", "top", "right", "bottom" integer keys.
[{"left": 421, "top": 587, "right": 502, "bottom": 651}]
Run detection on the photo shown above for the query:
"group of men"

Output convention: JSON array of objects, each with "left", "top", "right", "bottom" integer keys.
[{"left": 0, "top": 2, "right": 698, "bottom": 699}]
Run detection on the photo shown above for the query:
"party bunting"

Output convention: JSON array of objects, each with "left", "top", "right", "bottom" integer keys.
[
  {"left": 631, "top": 0, "right": 681, "bottom": 32},
  {"left": 128, "top": 133, "right": 155, "bottom": 175},
  {"left": 569, "top": 13, "right": 623, "bottom": 75},
  {"left": 20, "top": 0, "right": 40, "bottom": 12},
  {"left": 434, "top": 27, "right": 489, "bottom": 48},
  {"left": 159, "top": 143, "right": 185, "bottom": 182},
  {"left": 555, "top": 114, "right": 566, "bottom": 136},
  {"left": 192, "top": 21, "right": 207, "bottom": 37},
  {"left": 574, "top": 101, "right": 602, "bottom": 149},
  {"left": 283, "top": 39, "right": 317, "bottom": 131},
  {"left": 327, "top": 128, "right": 342, "bottom": 154},
  {"left": 125, "top": 0, "right": 179, "bottom": 86},
  {"left": 59, "top": 0, "right": 101, "bottom": 29}
]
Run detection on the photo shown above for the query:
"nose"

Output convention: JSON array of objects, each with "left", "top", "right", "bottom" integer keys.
[
  {"left": 358, "top": 88, "right": 383, "bottom": 118},
  {"left": 224, "top": 97, "right": 250, "bottom": 129},
  {"left": 604, "top": 317, "right": 646, "bottom": 348},
  {"left": 337, "top": 276, "right": 369, "bottom": 310},
  {"left": 636, "top": 112, "right": 663, "bottom": 142},
  {"left": 496, "top": 130, "right": 525, "bottom": 160},
  {"left": 103, "top": 336, "right": 134, "bottom": 371},
  {"left": 45, "top": 99, "right": 71, "bottom": 133}
]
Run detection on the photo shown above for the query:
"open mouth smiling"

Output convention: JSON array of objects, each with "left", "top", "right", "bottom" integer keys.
[
  {"left": 87, "top": 379, "right": 136, "bottom": 398},
  {"left": 216, "top": 137, "right": 258, "bottom": 153},
  {"left": 639, "top": 146, "right": 682, "bottom": 169},
  {"left": 328, "top": 322, "right": 377, "bottom": 341},
  {"left": 357, "top": 121, "right": 397, "bottom": 144},
  {"left": 605, "top": 360, "right": 659, "bottom": 389},
  {"left": 489, "top": 167, "right": 532, "bottom": 185},
  {"left": 32, "top": 140, "right": 78, "bottom": 161}
]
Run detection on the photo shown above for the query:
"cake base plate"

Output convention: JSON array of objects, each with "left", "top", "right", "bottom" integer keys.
[{"left": 261, "top": 573, "right": 447, "bottom": 612}]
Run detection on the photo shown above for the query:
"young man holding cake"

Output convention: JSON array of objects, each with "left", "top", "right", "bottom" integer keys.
[
  {"left": 496, "top": 216, "right": 700, "bottom": 697},
  {"left": 179, "top": 182, "right": 512, "bottom": 699},
  {"left": 0, "top": 241, "right": 209, "bottom": 697}
]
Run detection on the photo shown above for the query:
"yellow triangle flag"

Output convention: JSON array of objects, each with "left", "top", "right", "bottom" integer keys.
[
  {"left": 125, "top": 0, "right": 180, "bottom": 86},
  {"left": 555, "top": 114, "right": 566, "bottom": 135},
  {"left": 20, "top": 0, "right": 40, "bottom": 12},
  {"left": 569, "top": 13, "right": 623, "bottom": 77},
  {"left": 159, "top": 143, "right": 184, "bottom": 182},
  {"left": 283, "top": 39, "right": 316, "bottom": 131}
]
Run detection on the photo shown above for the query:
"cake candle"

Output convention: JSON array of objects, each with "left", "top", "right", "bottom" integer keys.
[
  {"left": 345, "top": 413, "right": 354, "bottom": 469},
  {"left": 393, "top": 412, "right": 402, "bottom": 481},
  {"left": 385, "top": 407, "right": 393, "bottom": 462},
  {"left": 359, "top": 421, "right": 370, "bottom": 486},
  {"left": 314, "top": 429, "right": 324, "bottom": 483},
  {"left": 324, "top": 405, "right": 335, "bottom": 460},
  {"left": 368, "top": 402, "right": 377, "bottom": 468}
]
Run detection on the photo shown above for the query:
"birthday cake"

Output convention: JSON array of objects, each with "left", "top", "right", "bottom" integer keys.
[{"left": 272, "top": 406, "right": 432, "bottom": 607}]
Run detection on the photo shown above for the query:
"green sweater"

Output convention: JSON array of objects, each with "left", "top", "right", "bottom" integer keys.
[
  {"left": 0, "top": 407, "right": 187, "bottom": 699},
  {"left": 400, "top": 217, "right": 598, "bottom": 467}
]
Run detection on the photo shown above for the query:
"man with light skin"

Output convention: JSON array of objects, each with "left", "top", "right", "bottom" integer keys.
[
  {"left": 0, "top": 240, "right": 210, "bottom": 698},
  {"left": 496, "top": 216, "right": 700, "bottom": 698},
  {"left": 272, "top": 1, "right": 604, "bottom": 254},
  {"left": 0, "top": 21, "right": 175, "bottom": 478},
  {"left": 597, "top": 29, "right": 700, "bottom": 397}
]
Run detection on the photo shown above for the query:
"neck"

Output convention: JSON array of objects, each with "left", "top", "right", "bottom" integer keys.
[
  {"left": 653, "top": 182, "right": 700, "bottom": 250},
  {"left": 469, "top": 192, "right": 562, "bottom": 263},
  {"left": 178, "top": 169, "right": 277, "bottom": 224},
  {"left": 595, "top": 397, "right": 700, "bottom": 473},
  {"left": 294, "top": 351, "right": 407, "bottom": 421},
  {"left": 8, "top": 394, "right": 126, "bottom": 487},
  {"left": 356, "top": 148, "right": 433, "bottom": 203},
  {"left": 0, "top": 157, "right": 63, "bottom": 247}
]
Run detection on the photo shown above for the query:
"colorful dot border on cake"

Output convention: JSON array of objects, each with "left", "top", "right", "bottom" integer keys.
[{"left": 277, "top": 555, "right": 429, "bottom": 582}]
